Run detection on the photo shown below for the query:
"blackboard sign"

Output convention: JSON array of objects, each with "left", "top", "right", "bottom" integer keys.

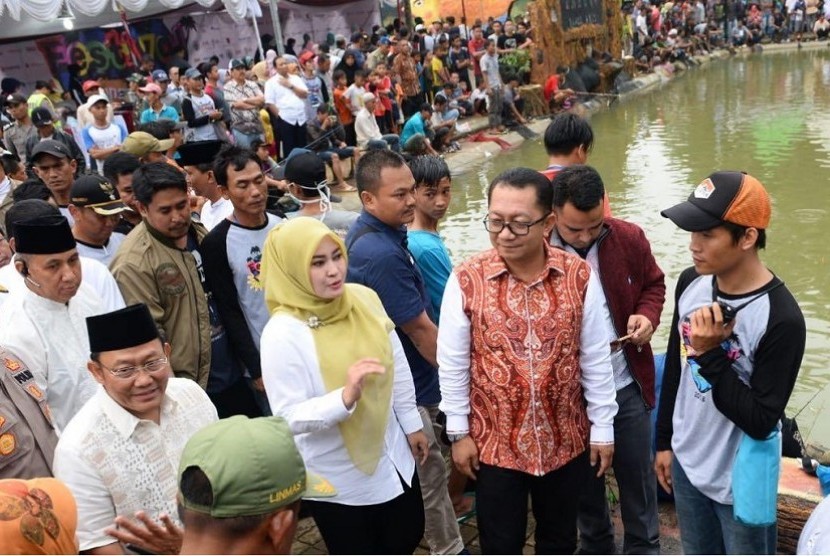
[{"left": 560, "top": 0, "right": 605, "bottom": 30}]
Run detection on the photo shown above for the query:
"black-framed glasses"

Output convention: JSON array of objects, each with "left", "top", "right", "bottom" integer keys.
[
  {"left": 98, "top": 356, "right": 169, "bottom": 380},
  {"left": 483, "top": 213, "right": 550, "bottom": 236}
]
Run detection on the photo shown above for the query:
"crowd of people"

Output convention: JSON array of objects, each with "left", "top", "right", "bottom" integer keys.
[
  {"left": 0, "top": 7, "right": 825, "bottom": 556},
  {"left": 0, "top": 13, "right": 546, "bottom": 186},
  {"left": 0, "top": 97, "right": 821, "bottom": 555},
  {"left": 624, "top": 0, "right": 830, "bottom": 71}
]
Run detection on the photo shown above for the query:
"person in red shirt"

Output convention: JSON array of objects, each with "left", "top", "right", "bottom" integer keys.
[
  {"left": 540, "top": 113, "right": 612, "bottom": 218},
  {"left": 467, "top": 24, "right": 488, "bottom": 87}
]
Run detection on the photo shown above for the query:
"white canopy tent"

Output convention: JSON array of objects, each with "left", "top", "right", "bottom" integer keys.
[{"left": 0, "top": 0, "right": 257, "bottom": 41}]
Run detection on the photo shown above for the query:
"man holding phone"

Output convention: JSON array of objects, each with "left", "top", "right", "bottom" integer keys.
[{"left": 549, "top": 165, "right": 666, "bottom": 554}]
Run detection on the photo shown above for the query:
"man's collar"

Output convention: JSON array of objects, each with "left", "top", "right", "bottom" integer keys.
[
  {"left": 360, "top": 210, "right": 407, "bottom": 238},
  {"left": 98, "top": 384, "right": 178, "bottom": 438},
  {"left": 484, "top": 241, "right": 568, "bottom": 282},
  {"left": 144, "top": 221, "right": 199, "bottom": 250}
]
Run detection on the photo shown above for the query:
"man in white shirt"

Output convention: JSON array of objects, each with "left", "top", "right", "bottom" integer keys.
[
  {"left": 0, "top": 217, "right": 102, "bottom": 431},
  {"left": 355, "top": 93, "right": 401, "bottom": 151},
  {"left": 54, "top": 303, "right": 218, "bottom": 554},
  {"left": 265, "top": 56, "right": 309, "bottom": 159},
  {"left": 177, "top": 140, "right": 233, "bottom": 231},
  {"left": 68, "top": 174, "right": 128, "bottom": 266},
  {"left": 438, "top": 167, "right": 617, "bottom": 554},
  {"left": 0, "top": 199, "right": 126, "bottom": 312}
]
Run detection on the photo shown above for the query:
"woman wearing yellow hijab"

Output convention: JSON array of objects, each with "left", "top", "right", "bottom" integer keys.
[{"left": 260, "top": 217, "right": 429, "bottom": 554}]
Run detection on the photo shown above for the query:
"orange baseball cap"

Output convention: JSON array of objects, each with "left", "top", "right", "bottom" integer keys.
[{"left": 661, "top": 171, "right": 771, "bottom": 231}]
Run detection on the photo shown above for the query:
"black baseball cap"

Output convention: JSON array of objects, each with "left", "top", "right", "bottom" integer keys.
[
  {"left": 229, "top": 58, "right": 247, "bottom": 70},
  {"left": 31, "top": 107, "right": 55, "bottom": 127},
  {"left": 4, "top": 93, "right": 26, "bottom": 107},
  {"left": 31, "top": 139, "right": 72, "bottom": 162},
  {"left": 177, "top": 140, "right": 224, "bottom": 167},
  {"left": 661, "top": 171, "right": 771, "bottom": 231},
  {"left": 70, "top": 175, "right": 127, "bottom": 215},
  {"left": 283, "top": 152, "right": 326, "bottom": 189}
]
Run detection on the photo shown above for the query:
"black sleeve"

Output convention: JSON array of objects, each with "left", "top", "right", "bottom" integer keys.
[
  {"left": 697, "top": 284, "right": 806, "bottom": 439},
  {"left": 320, "top": 79, "right": 330, "bottom": 105},
  {"left": 201, "top": 222, "right": 263, "bottom": 378},
  {"left": 655, "top": 266, "right": 699, "bottom": 451},
  {"left": 64, "top": 133, "right": 86, "bottom": 174},
  {"left": 182, "top": 97, "right": 211, "bottom": 128}
]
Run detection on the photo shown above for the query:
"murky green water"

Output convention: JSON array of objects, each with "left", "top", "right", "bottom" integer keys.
[{"left": 443, "top": 49, "right": 830, "bottom": 443}]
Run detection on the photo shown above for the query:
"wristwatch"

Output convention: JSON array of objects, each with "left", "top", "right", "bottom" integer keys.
[{"left": 447, "top": 432, "right": 469, "bottom": 443}]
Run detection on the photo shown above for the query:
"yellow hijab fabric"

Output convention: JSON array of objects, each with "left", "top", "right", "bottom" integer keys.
[{"left": 262, "top": 217, "right": 395, "bottom": 475}]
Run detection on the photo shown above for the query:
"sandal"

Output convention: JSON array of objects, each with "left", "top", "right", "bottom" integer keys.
[{"left": 330, "top": 183, "right": 357, "bottom": 193}]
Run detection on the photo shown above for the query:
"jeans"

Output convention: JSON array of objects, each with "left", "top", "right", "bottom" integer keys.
[
  {"left": 578, "top": 383, "right": 660, "bottom": 554},
  {"left": 366, "top": 134, "right": 401, "bottom": 152},
  {"left": 318, "top": 147, "right": 356, "bottom": 162},
  {"left": 672, "top": 457, "right": 777, "bottom": 554},
  {"left": 439, "top": 108, "right": 460, "bottom": 122},
  {"left": 231, "top": 128, "right": 264, "bottom": 149},
  {"left": 417, "top": 405, "right": 465, "bottom": 554},
  {"left": 477, "top": 451, "right": 589, "bottom": 554}
]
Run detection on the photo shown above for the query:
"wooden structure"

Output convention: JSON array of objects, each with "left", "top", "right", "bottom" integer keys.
[
  {"left": 529, "top": 0, "right": 623, "bottom": 84},
  {"left": 777, "top": 458, "right": 823, "bottom": 554}
]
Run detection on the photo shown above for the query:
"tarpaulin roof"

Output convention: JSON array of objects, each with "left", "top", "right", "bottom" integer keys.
[{"left": 0, "top": 0, "right": 255, "bottom": 41}]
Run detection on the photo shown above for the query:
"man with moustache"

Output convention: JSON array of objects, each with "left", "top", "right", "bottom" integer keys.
[
  {"left": 110, "top": 162, "right": 255, "bottom": 417},
  {"left": 29, "top": 140, "right": 82, "bottom": 224},
  {"left": 346, "top": 149, "right": 465, "bottom": 555},
  {"left": 103, "top": 152, "right": 142, "bottom": 235},
  {"left": 54, "top": 303, "right": 217, "bottom": 554},
  {"left": 438, "top": 167, "right": 617, "bottom": 554},
  {"left": 201, "top": 146, "right": 282, "bottom": 412}
]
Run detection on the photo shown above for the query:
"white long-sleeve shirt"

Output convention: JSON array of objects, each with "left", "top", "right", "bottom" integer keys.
[
  {"left": 261, "top": 314, "right": 423, "bottom": 506},
  {"left": 437, "top": 269, "right": 618, "bottom": 445},
  {"left": 0, "top": 284, "right": 103, "bottom": 431},
  {"left": 355, "top": 107, "right": 382, "bottom": 149}
]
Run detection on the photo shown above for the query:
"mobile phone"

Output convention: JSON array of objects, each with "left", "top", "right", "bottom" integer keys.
[{"left": 610, "top": 332, "right": 634, "bottom": 351}]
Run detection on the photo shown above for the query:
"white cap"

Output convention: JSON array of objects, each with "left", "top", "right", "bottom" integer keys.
[
  {"left": 415, "top": 23, "right": 426, "bottom": 31},
  {"left": 362, "top": 92, "right": 376, "bottom": 103},
  {"left": 86, "top": 94, "right": 109, "bottom": 106}
]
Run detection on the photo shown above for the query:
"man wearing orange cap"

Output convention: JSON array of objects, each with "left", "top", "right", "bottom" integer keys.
[{"left": 656, "top": 171, "right": 806, "bottom": 554}]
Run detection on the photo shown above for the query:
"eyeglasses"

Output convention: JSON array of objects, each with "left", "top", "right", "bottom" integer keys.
[
  {"left": 483, "top": 213, "right": 550, "bottom": 236},
  {"left": 99, "top": 356, "right": 169, "bottom": 380}
]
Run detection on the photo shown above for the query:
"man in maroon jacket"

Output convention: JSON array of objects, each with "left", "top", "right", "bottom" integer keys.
[{"left": 549, "top": 165, "right": 665, "bottom": 554}]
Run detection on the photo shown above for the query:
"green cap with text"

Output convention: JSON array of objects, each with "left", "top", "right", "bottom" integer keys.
[{"left": 178, "top": 416, "right": 336, "bottom": 517}]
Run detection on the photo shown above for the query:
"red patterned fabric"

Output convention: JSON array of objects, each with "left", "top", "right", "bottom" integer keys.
[{"left": 456, "top": 244, "right": 592, "bottom": 476}]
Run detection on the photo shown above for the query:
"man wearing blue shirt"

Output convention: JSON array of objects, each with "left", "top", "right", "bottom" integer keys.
[
  {"left": 139, "top": 83, "right": 180, "bottom": 124},
  {"left": 346, "top": 150, "right": 464, "bottom": 555},
  {"left": 401, "top": 103, "right": 439, "bottom": 156}
]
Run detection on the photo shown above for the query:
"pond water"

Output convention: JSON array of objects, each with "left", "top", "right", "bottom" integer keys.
[{"left": 442, "top": 48, "right": 830, "bottom": 444}]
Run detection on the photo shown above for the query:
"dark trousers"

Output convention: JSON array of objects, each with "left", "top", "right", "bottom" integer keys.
[
  {"left": 208, "top": 378, "right": 262, "bottom": 419},
  {"left": 577, "top": 382, "right": 660, "bottom": 554},
  {"left": 477, "top": 450, "right": 589, "bottom": 554},
  {"left": 306, "top": 471, "right": 424, "bottom": 554},
  {"left": 402, "top": 94, "right": 423, "bottom": 119},
  {"left": 277, "top": 119, "right": 308, "bottom": 159},
  {"left": 343, "top": 122, "right": 357, "bottom": 147}
]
